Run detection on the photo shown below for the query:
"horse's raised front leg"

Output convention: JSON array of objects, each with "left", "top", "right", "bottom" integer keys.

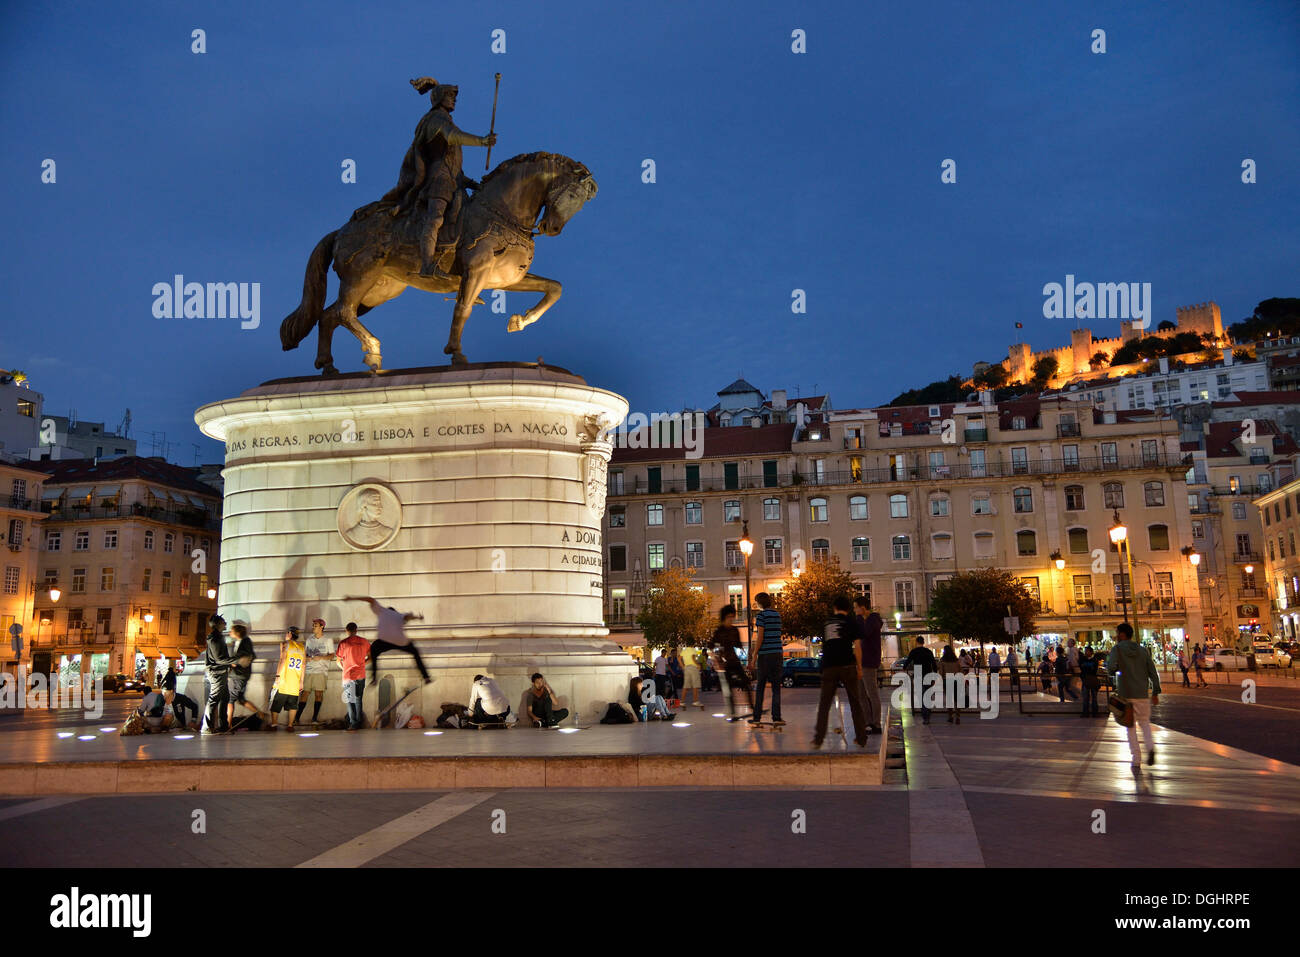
[
  {"left": 446, "top": 268, "right": 490, "bottom": 366},
  {"left": 504, "top": 273, "right": 562, "bottom": 333}
]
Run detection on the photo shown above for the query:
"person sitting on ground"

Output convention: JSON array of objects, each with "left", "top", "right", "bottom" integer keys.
[
  {"left": 138, "top": 688, "right": 178, "bottom": 733},
  {"left": 628, "top": 675, "right": 676, "bottom": 721},
  {"left": 525, "top": 673, "right": 569, "bottom": 728},
  {"left": 160, "top": 661, "right": 201, "bottom": 730},
  {"left": 938, "top": 645, "right": 963, "bottom": 724},
  {"left": 467, "top": 674, "right": 513, "bottom": 725}
]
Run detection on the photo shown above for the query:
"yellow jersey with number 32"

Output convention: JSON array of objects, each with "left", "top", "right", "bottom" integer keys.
[{"left": 276, "top": 640, "right": 306, "bottom": 696}]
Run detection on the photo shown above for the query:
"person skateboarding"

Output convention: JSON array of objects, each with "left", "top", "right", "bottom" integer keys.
[{"left": 345, "top": 595, "right": 431, "bottom": 685}]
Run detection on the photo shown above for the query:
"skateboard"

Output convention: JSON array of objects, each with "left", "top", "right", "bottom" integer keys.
[
  {"left": 831, "top": 694, "right": 849, "bottom": 746},
  {"left": 372, "top": 686, "right": 420, "bottom": 728},
  {"left": 747, "top": 720, "right": 785, "bottom": 732},
  {"left": 464, "top": 719, "right": 509, "bottom": 730}
]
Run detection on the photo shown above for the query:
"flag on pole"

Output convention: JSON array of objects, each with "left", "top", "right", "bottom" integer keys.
[{"left": 1015, "top": 322, "right": 1023, "bottom": 328}]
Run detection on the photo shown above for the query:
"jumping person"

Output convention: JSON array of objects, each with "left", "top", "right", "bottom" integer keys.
[
  {"left": 202, "top": 614, "right": 235, "bottom": 734},
  {"left": 266, "top": 627, "right": 307, "bottom": 731},
  {"left": 226, "top": 623, "right": 264, "bottom": 729},
  {"left": 296, "top": 618, "right": 335, "bottom": 726},
  {"left": 751, "top": 592, "right": 784, "bottom": 726},
  {"left": 345, "top": 596, "right": 430, "bottom": 684},
  {"left": 710, "top": 606, "right": 753, "bottom": 722}
]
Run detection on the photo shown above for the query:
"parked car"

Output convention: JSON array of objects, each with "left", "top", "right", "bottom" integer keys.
[
  {"left": 1252, "top": 643, "right": 1290, "bottom": 668},
  {"left": 781, "top": 657, "right": 822, "bottom": 687},
  {"left": 101, "top": 673, "right": 132, "bottom": 693}
]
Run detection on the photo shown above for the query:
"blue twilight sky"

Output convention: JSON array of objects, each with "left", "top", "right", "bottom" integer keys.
[{"left": 1, "top": 0, "right": 1296, "bottom": 464}]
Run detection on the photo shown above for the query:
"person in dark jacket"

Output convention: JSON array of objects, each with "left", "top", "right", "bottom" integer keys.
[
  {"left": 202, "top": 614, "right": 236, "bottom": 733},
  {"left": 159, "top": 663, "right": 201, "bottom": 730},
  {"left": 1078, "top": 646, "right": 1101, "bottom": 717},
  {"left": 854, "top": 597, "right": 884, "bottom": 733},
  {"left": 1054, "top": 644, "right": 1078, "bottom": 701},
  {"left": 811, "top": 596, "right": 869, "bottom": 749},
  {"left": 903, "top": 635, "right": 938, "bottom": 724},
  {"left": 710, "top": 606, "right": 753, "bottom": 722},
  {"left": 225, "top": 623, "right": 264, "bottom": 729},
  {"left": 628, "top": 676, "right": 675, "bottom": 720}
]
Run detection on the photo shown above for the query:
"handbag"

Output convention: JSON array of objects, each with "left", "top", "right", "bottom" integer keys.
[{"left": 1109, "top": 694, "right": 1133, "bottom": 726}]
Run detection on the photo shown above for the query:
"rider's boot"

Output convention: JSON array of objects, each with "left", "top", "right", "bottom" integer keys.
[{"left": 417, "top": 219, "right": 455, "bottom": 281}]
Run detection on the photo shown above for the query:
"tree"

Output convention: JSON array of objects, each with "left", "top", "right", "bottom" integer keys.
[
  {"left": 1226, "top": 298, "right": 1300, "bottom": 342},
  {"left": 1029, "top": 355, "right": 1059, "bottom": 389},
  {"left": 636, "top": 567, "right": 714, "bottom": 652},
  {"left": 887, "top": 374, "right": 967, "bottom": 407},
  {"left": 974, "top": 363, "right": 1009, "bottom": 389},
  {"left": 928, "top": 568, "right": 1038, "bottom": 655},
  {"left": 775, "top": 559, "right": 856, "bottom": 642},
  {"left": 1089, "top": 351, "right": 1109, "bottom": 368},
  {"left": 1157, "top": 319, "right": 1176, "bottom": 331}
]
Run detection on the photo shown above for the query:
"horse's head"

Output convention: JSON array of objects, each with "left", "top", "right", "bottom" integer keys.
[{"left": 537, "top": 161, "right": 597, "bottom": 236}]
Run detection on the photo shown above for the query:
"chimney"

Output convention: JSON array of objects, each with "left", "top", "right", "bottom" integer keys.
[
  {"left": 1223, "top": 348, "right": 1233, "bottom": 367},
  {"left": 1158, "top": 356, "right": 1169, "bottom": 374},
  {"left": 771, "top": 389, "right": 787, "bottom": 410},
  {"left": 980, "top": 389, "right": 994, "bottom": 407}
]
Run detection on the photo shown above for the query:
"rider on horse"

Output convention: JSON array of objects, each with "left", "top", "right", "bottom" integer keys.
[{"left": 381, "top": 76, "right": 497, "bottom": 281}]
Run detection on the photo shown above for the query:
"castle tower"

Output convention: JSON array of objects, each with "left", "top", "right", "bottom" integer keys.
[
  {"left": 1007, "top": 342, "right": 1032, "bottom": 382},
  {"left": 1071, "top": 328, "right": 1094, "bottom": 373},
  {"left": 1176, "top": 302, "right": 1223, "bottom": 339}
]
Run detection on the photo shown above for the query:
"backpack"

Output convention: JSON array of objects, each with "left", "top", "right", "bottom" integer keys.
[
  {"left": 600, "top": 702, "right": 635, "bottom": 724},
  {"left": 120, "top": 712, "right": 145, "bottom": 736}
]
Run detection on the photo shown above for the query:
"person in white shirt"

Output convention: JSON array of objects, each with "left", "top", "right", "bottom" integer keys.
[
  {"left": 987, "top": 648, "right": 1002, "bottom": 674},
  {"left": 468, "top": 674, "right": 513, "bottom": 724},
  {"left": 653, "top": 650, "right": 670, "bottom": 698},
  {"left": 296, "top": 617, "right": 336, "bottom": 725},
  {"left": 346, "top": 595, "right": 430, "bottom": 684}
]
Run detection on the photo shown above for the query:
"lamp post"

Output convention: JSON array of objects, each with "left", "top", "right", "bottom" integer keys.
[
  {"left": 738, "top": 520, "right": 754, "bottom": 662},
  {"left": 1109, "top": 510, "right": 1139, "bottom": 640}
]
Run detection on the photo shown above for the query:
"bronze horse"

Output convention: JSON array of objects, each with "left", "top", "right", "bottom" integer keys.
[{"left": 279, "top": 152, "right": 597, "bottom": 373}]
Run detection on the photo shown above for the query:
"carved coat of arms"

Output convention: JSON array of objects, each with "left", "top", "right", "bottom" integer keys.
[{"left": 584, "top": 454, "right": 608, "bottom": 518}]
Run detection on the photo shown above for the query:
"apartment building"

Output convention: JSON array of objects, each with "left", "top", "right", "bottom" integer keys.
[
  {"left": 1254, "top": 476, "right": 1300, "bottom": 640},
  {"left": 1, "top": 461, "right": 47, "bottom": 678},
  {"left": 29, "top": 457, "right": 221, "bottom": 681},
  {"left": 605, "top": 392, "right": 1202, "bottom": 656}
]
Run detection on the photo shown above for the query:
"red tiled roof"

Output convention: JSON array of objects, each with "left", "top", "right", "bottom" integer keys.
[
  {"left": 29, "top": 456, "right": 221, "bottom": 499},
  {"left": 1212, "top": 391, "right": 1300, "bottom": 408},
  {"left": 1203, "top": 420, "right": 1284, "bottom": 458},
  {"left": 610, "top": 423, "right": 796, "bottom": 464}
]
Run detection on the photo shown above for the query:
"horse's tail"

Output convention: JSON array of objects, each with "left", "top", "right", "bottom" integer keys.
[{"left": 279, "top": 230, "right": 338, "bottom": 351}]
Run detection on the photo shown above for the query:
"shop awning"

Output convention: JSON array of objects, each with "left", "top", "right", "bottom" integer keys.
[
  {"left": 94, "top": 484, "right": 120, "bottom": 498},
  {"left": 168, "top": 490, "right": 188, "bottom": 503},
  {"left": 186, "top": 495, "right": 207, "bottom": 507},
  {"left": 66, "top": 486, "right": 92, "bottom": 499},
  {"left": 157, "top": 648, "right": 183, "bottom": 658},
  {"left": 148, "top": 487, "right": 169, "bottom": 501}
]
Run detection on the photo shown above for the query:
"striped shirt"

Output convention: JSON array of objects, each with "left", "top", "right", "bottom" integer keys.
[{"left": 755, "top": 609, "right": 783, "bottom": 655}]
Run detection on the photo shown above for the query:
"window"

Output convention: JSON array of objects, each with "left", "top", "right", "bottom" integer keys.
[
  {"left": 725, "top": 541, "right": 742, "bottom": 567},
  {"left": 809, "top": 497, "right": 828, "bottom": 523},
  {"left": 1113, "top": 574, "right": 1131, "bottom": 601},
  {"left": 972, "top": 495, "right": 992, "bottom": 515},
  {"left": 163, "top": 533, "right": 174, "bottom": 554},
  {"left": 1291, "top": 532, "right": 1297, "bottom": 556},
  {"left": 1073, "top": 575, "right": 1093, "bottom": 601},
  {"left": 724, "top": 463, "right": 739, "bottom": 491},
  {"left": 1068, "top": 527, "right": 1089, "bottom": 553},
  {"left": 1065, "top": 485, "right": 1085, "bottom": 511},
  {"left": 1232, "top": 502, "right": 1247, "bottom": 520},
  {"left": 183, "top": 534, "right": 193, "bottom": 554},
  {"left": 610, "top": 506, "right": 625, "bottom": 528},
  {"left": 931, "top": 533, "right": 953, "bottom": 560},
  {"left": 1191, "top": 519, "right": 1204, "bottom": 538},
  {"left": 1242, "top": 568, "right": 1256, "bottom": 590},
  {"left": 724, "top": 500, "right": 741, "bottom": 523},
  {"left": 609, "top": 471, "right": 624, "bottom": 495},
  {"left": 201, "top": 537, "right": 211, "bottom": 552},
  {"left": 894, "top": 580, "right": 915, "bottom": 613},
  {"left": 74, "top": 530, "right": 89, "bottom": 551},
  {"left": 969, "top": 449, "right": 986, "bottom": 478},
  {"left": 684, "top": 501, "right": 702, "bottom": 525},
  {"left": 71, "top": 567, "right": 86, "bottom": 593},
  {"left": 609, "top": 545, "right": 627, "bottom": 572},
  {"left": 812, "top": 538, "right": 830, "bottom": 562},
  {"left": 1144, "top": 481, "right": 1165, "bottom": 507},
  {"left": 1016, "top": 530, "right": 1037, "bottom": 556},
  {"left": 849, "top": 495, "right": 868, "bottom": 520},
  {"left": 851, "top": 537, "right": 870, "bottom": 562},
  {"left": 647, "top": 504, "right": 664, "bottom": 526},
  {"left": 1021, "top": 577, "right": 1041, "bottom": 606},
  {"left": 1259, "top": 473, "right": 1273, "bottom": 493},
  {"left": 1013, "top": 487, "right": 1033, "bottom": 513},
  {"left": 928, "top": 451, "right": 947, "bottom": 477},
  {"left": 763, "top": 497, "right": 781, "bottom": 521},
  {"left": 930, "top": 496, "right": 949, "bottom": 517},
  {"left": 1012, "top": 416, "right": 1026, "bottom": 430},
  {"left": 159, "top": 610, "right": 170, "bottom": 635},
  {"left": 144, "top": 529, "right": 154, "bottom": 551},
  {"left": 99, "top": 567, "right": 115, "bottom": 591},
  {"left": 1288, "top": 499, "right": 1293, "bottom": 519},
  {"left": 849, "top": 456, "right": 862, "bottom": 482},
  {"left": 648, "top": 543, "right": 665, "bottom": 570},
  {"left": 762, "top": 460, "right": 778, "bottom": 488},
  {"left": 199, "top": 574, "right": 209, "bottom": 597},
  {"left": 45, "top": 530, "right": 60, "bottom": 551},
  {"left": 1236, "top": 533, "right": 1252, "bottom": 557},
  {"left": 764, "top": 538, "right": 783, "bottom": 565},
  {"left": 1101, "top": 442, "right": 1118, "bottom": 467},
  {"left": 1148, "top": 524, "right": 1170, "bottom": 550},
  {"left": 161, "top": 570, "right": 172, "bottom": 594},
  {"left": 17, "top": 399, "right": 34, "bottom": 417},
  {"left": 685, "top": 465, "right": 700, "bottom": 492},
  {"left": 891, "top": 535, "right": 911, "bottom": 561},
  {"left": 889, "top": 494, "right": 908, "bottom": 518},
  {"left": 2, "top": 566, "right": 18, "bottom": 595},
  {"left": 142, "top": 568, "right": 152, "bottom": 592},
  {"left": 1103, "top": 482, "right": 1125, "bottom": 509},
  {"left": 608, "top": 590, "right": 627, "bottom": 619},
  {"left": 103, "top": 529, "right": 118, "bottom": 550},
  {"left": 685, "top": 541, "right": 704, "bottom": 568},
  {"left": 1278, "top": 536, "right": 1285, "bottom": 560},
  {"left": 727, "top": 585, "right": 744, "bottom": 614},
  {"left": 973, "top": 532, "right": 995, "bottom": 558},
  {"left": 1155, "top": 572, "right": 1174, "bottom": 600},
  {"left": 647, "top": 467, "right": 662, "bottom": 494},
  {"left": 180, "top": 573, "right": 191, "bottom": 597},
  {"left": 854, "top": 582, "right": 872, "bottom": 605},
  {"left": 1141, "top": 439, "right": 1159, "bottom": 465},
  {"left": 1062, "top": 445, "right": 1079, "bottom": 471},
  {"left": 1011, "top": 447, "right": 1028, "bottom": 474}
]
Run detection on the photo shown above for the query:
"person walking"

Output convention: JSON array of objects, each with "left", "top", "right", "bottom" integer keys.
[
  {"left": 938, "top": 645, "right": 963, "bottom": 724},
  {"left": 1177, "top": 648, "right": 1191, "bottom": 688},
  {"left": 345, "top": 595, "right": 430, "bottom": 685},
  {"left": 1078, "top": 646, "right": 1101, "bottom": 717},
  {"left": 710, "top": 606, "right": 753, "bottom": 722},
  {"left": 987, "top": 647, "right": 1002, "bottom": 678},
  {"left": 854, "top": 597, "right": 884, "bottom": 733},
  {"left": 1055, "top": 645, "right": 1078, "bottom": 701},
  {"left": 652, "top": 648, "right": 671, "bottom": 701},
  {"left": 335, "top": 622, "right": 370, "bottom": 731},
  {"left": 296, "top": 618, "right": 335, "bottom": 726},
  {"left": 1192, "top": 644, "right": 1209, "bottom": 688},
  {"left": 226, "top": 623, "right": 264, "bottom": 729},
  {"left": 201, "top": 614, "right": 235, "bottom": 734},
  {"left": 903, "top": 635, "right": 938, "bottom": 724},
  {"left": 810, "top": 596, "right": 869, "bottom": 749},
  {"left": 751, "top": 592, "right": 785, "bottom": 726},
  {"left": 1005, "top": 645, "right": 1021, "bottom": 692},
  {"left": 1106, "top": 622, "right": 1162, "bottom": 771}
]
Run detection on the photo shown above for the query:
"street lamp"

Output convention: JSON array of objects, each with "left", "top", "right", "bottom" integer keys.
[
  {"left": 738, "top": 520, "right": 754, "bottom": 662},
  {"left": 1051, "top": 550, "right": 1065, "bottom": 571},
  {"left": 206, "top": 587, "right": 217, "bottom": 600},
  {"left": 1110, "top": 510, "right": 1138, "bottom": 639}
]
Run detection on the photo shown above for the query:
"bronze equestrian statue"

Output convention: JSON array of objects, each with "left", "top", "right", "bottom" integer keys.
[{"left": 280, "top": 75, "right": 597, "bottom": 373}]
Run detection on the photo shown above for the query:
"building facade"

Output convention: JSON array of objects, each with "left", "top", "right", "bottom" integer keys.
[
  {"left": 30, "top": 457, "right": 221, "bottom": 681},
  {"left": 605, "top": 392, "right": 1202, "bottom": 657},
  {"left": 1, "top": 461, "right": 47, "bottom": 679}
]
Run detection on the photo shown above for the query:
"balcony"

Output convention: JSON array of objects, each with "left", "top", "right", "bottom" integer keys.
[
  {"left": 1143, "top": 597, "right": 1187, "bottom": 613},
  {"left": 1067, "top": 600, "right": 1114, "bottom": 615},
  {"left": 1232, "top": 551, "right": 1263, "bottom": 565},
  {"left": 1056, "top": 423, "right": 1081, "bottom": 438},
  {"left": 963, "top": 429, "right": 988, "bottom": 443},
  {"left": 1, "top": 495, "right": 43, "bottom": 513},
  {"left": 43, "top": 502, "right": 218, "bottom": 530}
]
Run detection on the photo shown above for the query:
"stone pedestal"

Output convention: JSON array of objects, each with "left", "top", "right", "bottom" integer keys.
[{"left": 193, "top": 363, "right": 634, "bottom": 723}]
